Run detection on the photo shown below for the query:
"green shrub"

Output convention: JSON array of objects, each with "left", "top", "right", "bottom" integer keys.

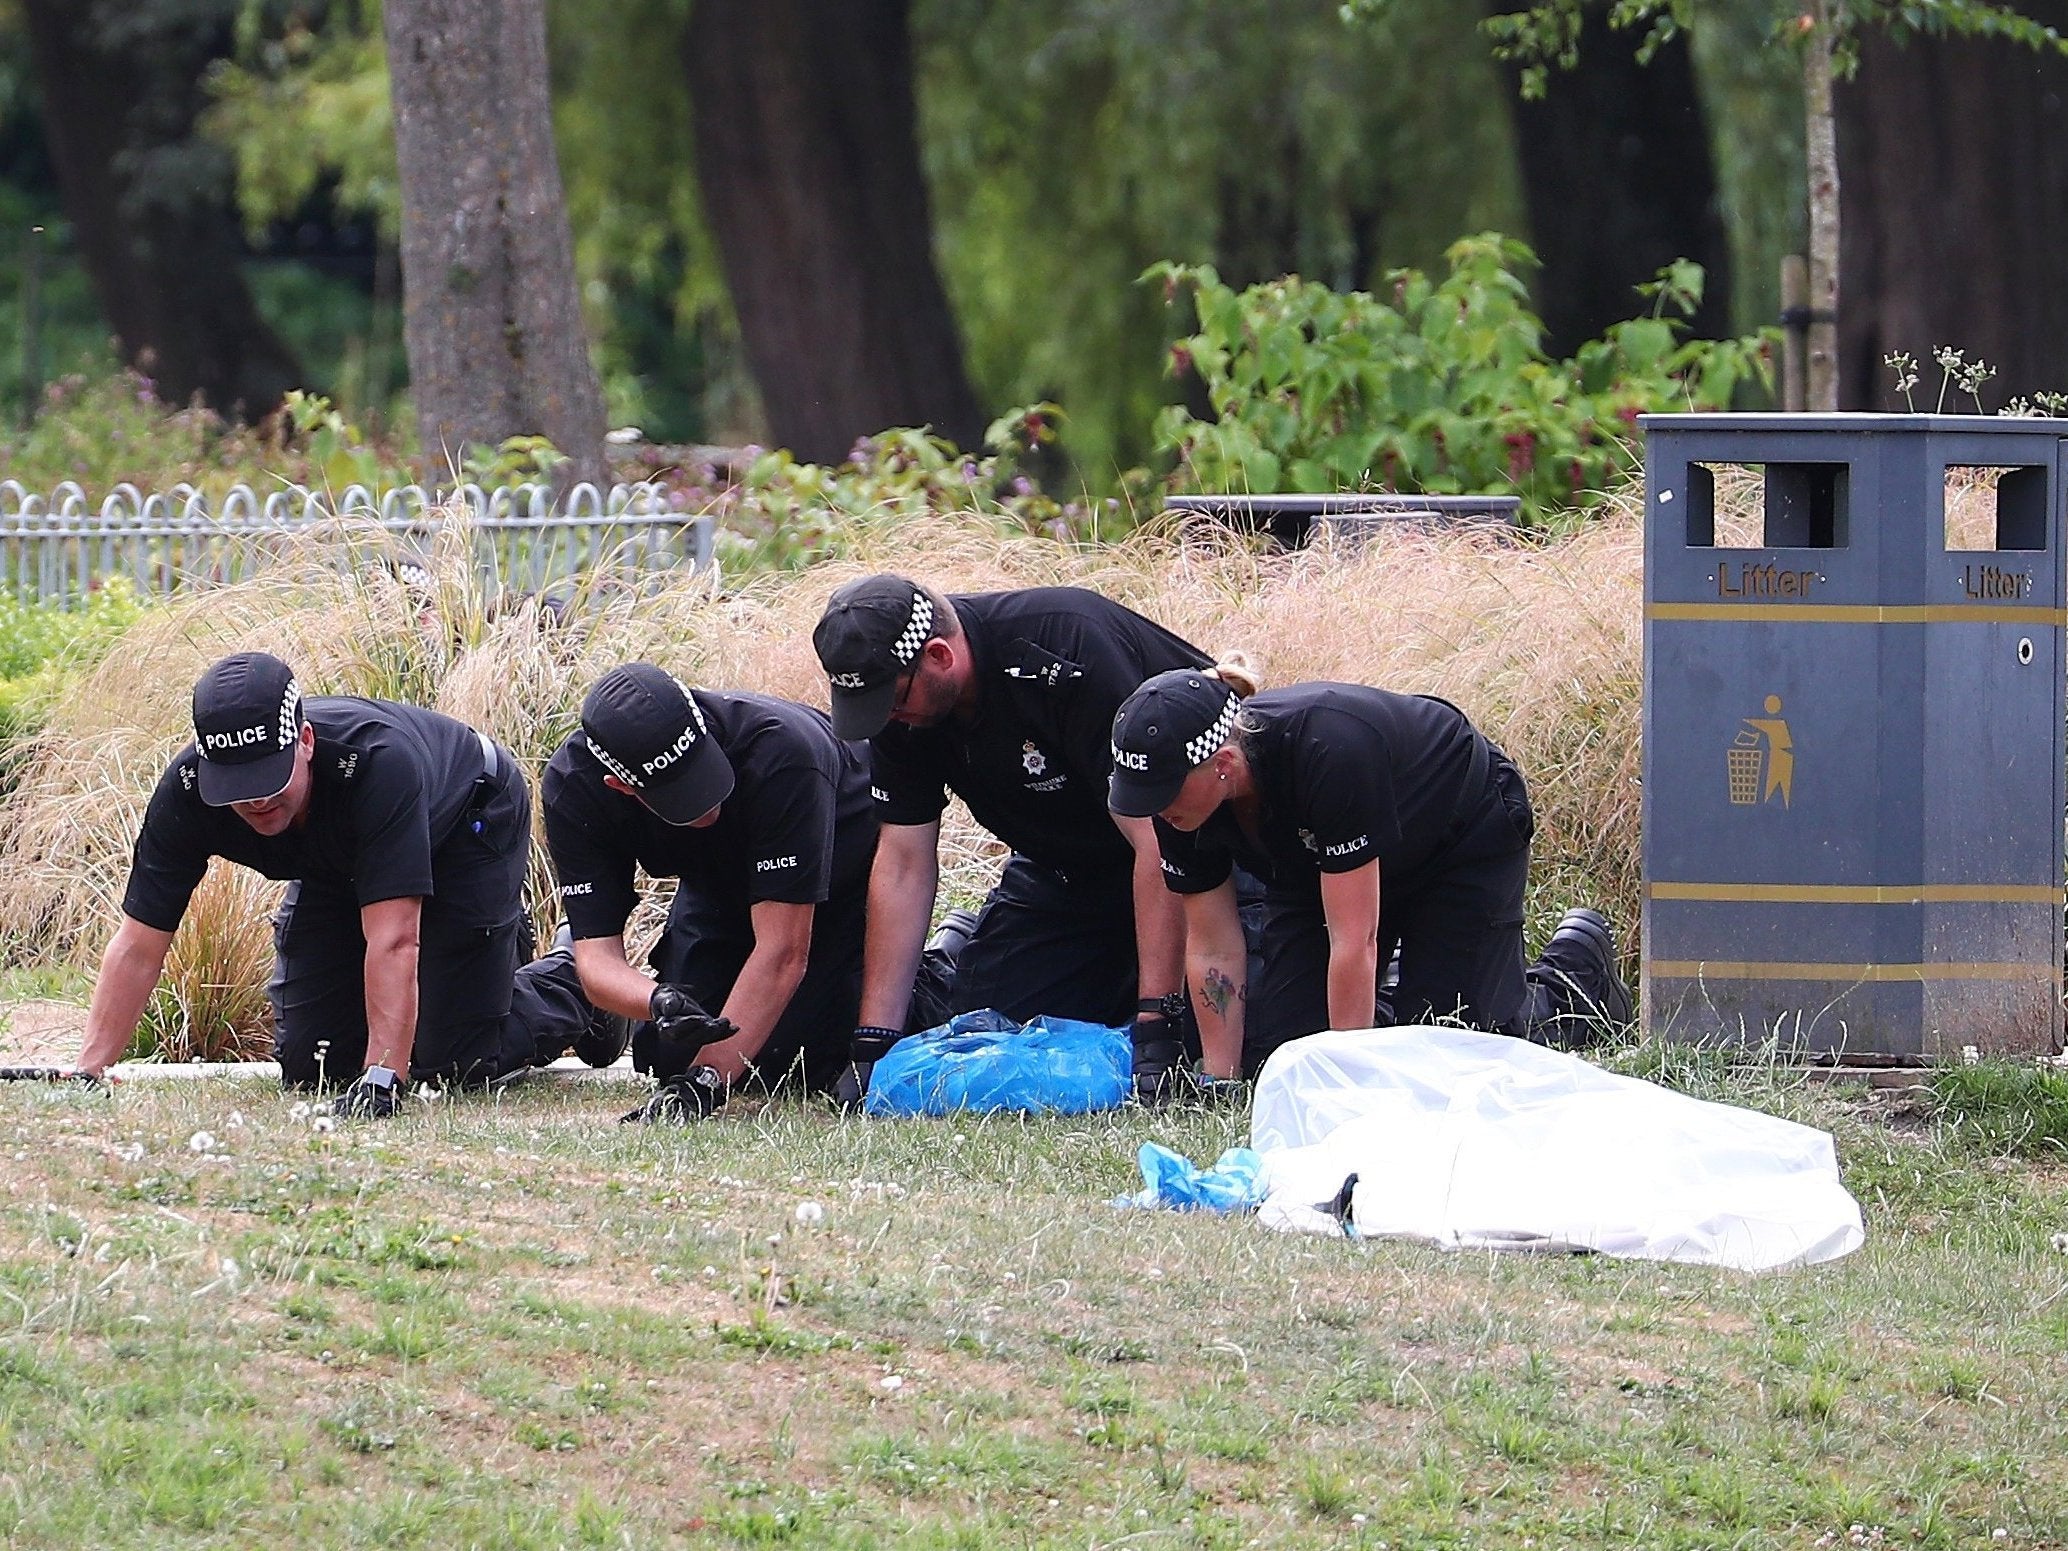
[
  {"left": 0, "top": 580, "right": 147, "bottom": 781},
  {"left": 0, "top": 578, "right": 144, "bottom": 681},
  {"left": 710, "top": 406, "right": 1090, "bottom": 570},
  {"left": 1927, "top": 1060, "right": 2068, "bottom": 1159},
  {"left": 1148, "top": 233, "right": 1774, "bottom": 526}
]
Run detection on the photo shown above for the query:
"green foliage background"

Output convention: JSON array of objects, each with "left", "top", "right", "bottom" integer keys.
[{"left": 0, "top": 0, "right": 1811, "bottom": 480}]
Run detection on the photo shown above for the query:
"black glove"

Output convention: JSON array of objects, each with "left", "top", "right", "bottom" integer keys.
[
  {"left": 833, "top": 1026, "right": 903, "bottom": 1114},
  {"left": 1128, "top": 1007, "right": 1189, "bottom": 1108},
  {"left": 332, "top": 1066, "right": 401, "bottom": 1120},
  {"left": 620, "top": 1064, "right": 726, "bottom": 1124},
  {"left": 646, "top": 983, "right": 740, "bottom": 1078}
]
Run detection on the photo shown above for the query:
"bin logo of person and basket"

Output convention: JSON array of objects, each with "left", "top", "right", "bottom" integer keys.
[{"left": 1727, "top": 694, "right": 1794, "bottom": 808}]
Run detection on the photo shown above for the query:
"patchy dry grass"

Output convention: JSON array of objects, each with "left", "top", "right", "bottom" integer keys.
[
  {"left": 0, "top": 499, "right": 1642, "bottom": 1046},
  {"left": 0, "top": 1068, "right": 2060, "bottom": 1549}
]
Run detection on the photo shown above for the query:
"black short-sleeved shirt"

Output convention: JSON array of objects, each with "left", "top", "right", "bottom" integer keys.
[
  {"left": 1154, "top": 683, "right": 1495, "bottom": 901},
  {"left": 122, "top": 697, "right": 501, "bottom": 933},
  {"left": 543, "top": 690, "right": 877, "bottom": 940},
  {"left": 868, "top": 588, "right": 1208, "bottom": 880}
]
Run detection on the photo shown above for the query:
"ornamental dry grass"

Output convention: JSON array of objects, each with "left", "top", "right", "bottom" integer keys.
[{"left": 0, "top": 498, "right": 1642, "bottom": 1045}]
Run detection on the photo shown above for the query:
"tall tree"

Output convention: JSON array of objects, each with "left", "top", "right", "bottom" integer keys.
[
  {"left": 1488, "top": 0, "right": 1731, "bottom": 356},
  {"left": 1837, "top": 7, "right": 2068, "bottom": 409},
  {"left": 685, "top": 0, "right": 984, "bottom": 463},
  {"left": 1459, "top": 0, "right": 2068, "bottom": 409},
  {"left": 18, "top": 0, "right": 302, "bottom": 416},
  {"left": 384, "top": 0, "right": 605, "bottom": 482}
]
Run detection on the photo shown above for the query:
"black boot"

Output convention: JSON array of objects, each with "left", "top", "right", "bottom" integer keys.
[
  {"left": 540, "top": 923, "right": 635, "bottom": 1068},
  {"left": 1526, "top": 907, "right": 1634, "bottom": 1047},
  {"left": 926, "top": 906, "right": 980, "bottom": 963},
  {"left": 574, "top": 1003, "right": 636, "bottom": 1069}
]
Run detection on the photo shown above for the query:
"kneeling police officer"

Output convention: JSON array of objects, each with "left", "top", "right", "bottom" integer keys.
[
  {"left": 812, "top": 575, "right": 1222, "bottom": 1103},
  {"left": 542, "top": 663, "right": 891, "bottom": 1121},
  {"left": 74, "top": 652, "right": 602, "bottom": 1115},
  {"left": 1107, "top": 665, "right": 1633, "bottom": 1076}
]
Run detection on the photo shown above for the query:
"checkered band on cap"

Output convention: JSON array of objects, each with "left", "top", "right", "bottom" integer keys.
[
  {"left": 586, "top": 734, "right": 645, "bottom": 789},
  {"left": 668, "top": 674, "right": 710, "bottom": 737},
  {"left": 277, "top": 678, "right": 303, "bottom": 747},
  {"left": 891, "top": 590, "right": 935, "bottom": 666},
  {"left": 1183, "top": 689, "right": 1241, "bottom": 767}
]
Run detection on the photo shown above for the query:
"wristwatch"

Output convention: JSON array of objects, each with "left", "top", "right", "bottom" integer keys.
[{"left": 1136, "top": 992, "right": 1188, "bottom": 1022}]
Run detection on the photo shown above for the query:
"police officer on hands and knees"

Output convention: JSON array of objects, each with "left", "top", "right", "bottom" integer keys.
[
  {"left": 74, "top": 652, "right": 605, "bottom": 1115},
  {"left": 542, "top": 663, "right": 888, "bottom": 1122},
  {"left": 1106, "top": 664, "right": 1633, "bottom": 1077},
  {"left": 812, "top": 574, "right": 1224, "bottom": 1104}
]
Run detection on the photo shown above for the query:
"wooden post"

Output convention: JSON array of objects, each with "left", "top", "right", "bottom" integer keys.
[{"left": 1780, "top": 255, "right": 1809, "bottom": 414}]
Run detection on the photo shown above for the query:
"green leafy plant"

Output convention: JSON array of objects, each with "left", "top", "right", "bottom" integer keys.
[
  {"left": 460, "top": 434, "right": 570, "bottom": 490},
  {"left": 1147, "top": 233, "right": 1772, "bottom": 525},
  {"left": 280, "top": 389, "right": 409, "bottom": 492},
  {"left": 712, "top": 405, "right": 1085, "bottom": 570},
  {"left": 0, "top": 578, "right": 146, "bottom": 783}
]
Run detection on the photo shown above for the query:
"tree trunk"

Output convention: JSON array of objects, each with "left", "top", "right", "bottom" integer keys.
[
  {"left": 1491, "top": 1, "right": 1731, "bottom": 356},
  {"left": 685, "top": 0, "right": 985, "bottom": 464},
  {"left": 1802, "top": 0, "right": 1839, "bottom": 412},
  {"left": 18, "top": 0, "right": 302, "bottom": 418},
  {"left": 383, "top": 0, "right": 606, "bottom": 484},
  {"left": 1837, "top": 5, "right": 2068, "bottom": 413}
]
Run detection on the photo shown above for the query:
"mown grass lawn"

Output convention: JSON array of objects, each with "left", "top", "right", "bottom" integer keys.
[{"left": 0, "top": 1067, "right": 2060, "bottom": 1550}]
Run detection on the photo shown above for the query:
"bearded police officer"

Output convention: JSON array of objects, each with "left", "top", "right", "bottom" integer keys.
[
  {"left": 543, "top": 663, "right": 905, "bottom": 1121},
  {"left": 1106, "top": 666, "right": 1633, "bottom": 1077},
  {"left": 812, "top": 575, "right": 1220, "bottom": 1102},
  {"left": 74, "top": 652, "right": 603, "bottom": 1115}
]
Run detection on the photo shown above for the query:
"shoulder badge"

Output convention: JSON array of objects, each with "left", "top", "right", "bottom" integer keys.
[{"left": 999, "top": 638, "right": 1085, "bottom": 688}]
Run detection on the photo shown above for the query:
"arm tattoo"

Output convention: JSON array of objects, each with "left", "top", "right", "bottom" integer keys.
[{"left": 1202, "top": 967, "right": 1241, "bottom": 1017}]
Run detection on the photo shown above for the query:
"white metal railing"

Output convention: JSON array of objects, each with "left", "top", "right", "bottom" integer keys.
[{"left": 0, "top": 480, "right": 716, "bottom": 605}]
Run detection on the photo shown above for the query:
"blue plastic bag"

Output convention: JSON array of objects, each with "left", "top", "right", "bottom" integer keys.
[
  {"left": 1115, "top": 1142, "right": 1267, "bottom": 1213},
  {"left": 863, "top": 1009, "right": 1129, "bottom": 1117}
]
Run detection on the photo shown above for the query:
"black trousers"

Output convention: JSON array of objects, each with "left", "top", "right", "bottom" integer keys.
[
  {"left": 923, "top": 854, "right": 1143, "bottom": 1032},
  {"left": 270, "top": 753, "right": 592, "bottom": 1089},
  {"left": 270, "top": 896, "right": 591, "bottom": 1087},
  {"left": 632, "top": 881, "right": 867, "bottom": 1093},
  {"left": 1243, "top": 757, "right": 1537, "bottom": 1074}
]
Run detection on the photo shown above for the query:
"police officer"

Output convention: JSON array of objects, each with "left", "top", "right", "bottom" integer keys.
[
  {"left": 74, "top": 652, "right": 603, "bottom": 1115},
  {"left": 1106, "top": 665, "right": 1632, "bottom": 1077},
  {"left": 542, "top": 663, "right": 888, "bottom": 1121},
  {"left": 812, "top": 574, "right": 1217, "bottom": 1101}
]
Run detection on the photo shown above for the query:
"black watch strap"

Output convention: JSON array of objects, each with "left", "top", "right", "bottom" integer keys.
[{"left": 1136, "top": 993, "right": 1188, "bottom": 1021}]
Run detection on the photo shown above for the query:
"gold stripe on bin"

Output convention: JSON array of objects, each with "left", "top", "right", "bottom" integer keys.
[
  {"left": 1648, "top": 882, "right": 2062, "bottom": 905},
  {"left": 1647, "top": 960, "right": 2053, "bottom": 983},
  {"left": 1648, "top": 603, "right": 2068, "bottom": 625}
]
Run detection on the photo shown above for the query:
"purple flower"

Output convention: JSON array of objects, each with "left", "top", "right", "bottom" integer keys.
[{"left": 1011, "top": 476, "right": 1032, "bottom": 497}]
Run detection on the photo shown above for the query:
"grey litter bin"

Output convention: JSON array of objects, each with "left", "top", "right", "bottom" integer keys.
[
  {"left": 1642, "top": 412, "right": 2068, "bottom": 1060},
  {"left": 1163, "top": 492, "right": 1521, "bottom": 550}
]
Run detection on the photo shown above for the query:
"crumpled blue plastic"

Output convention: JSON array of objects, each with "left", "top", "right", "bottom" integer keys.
[
  {"left": 1114, "top": 1142, "right": 1268, "bottom": 1213},
  {"left": 862, "top": 1009, "right": 1129, "bottom": 1117}
]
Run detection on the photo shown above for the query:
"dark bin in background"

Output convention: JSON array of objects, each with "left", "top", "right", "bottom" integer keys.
[
  {"left": 1163, "top": 492, "right": 1521, "bottom": 549},
  {"left": 1642, "top": 413, "right": 2067, "bottom": 1060}
]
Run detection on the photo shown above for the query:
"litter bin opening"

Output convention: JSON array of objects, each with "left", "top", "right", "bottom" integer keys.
[
  {"left": 1943, "top": 464, "right": 2047, "bottom": 552},
  {"left": 1683, "top": 462, "right": 1849, "bottom": 549}
]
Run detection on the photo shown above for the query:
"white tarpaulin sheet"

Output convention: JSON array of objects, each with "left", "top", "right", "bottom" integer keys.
[{"left": 1250, "top": 1027, "right": 1865, "bottom": 1271}]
